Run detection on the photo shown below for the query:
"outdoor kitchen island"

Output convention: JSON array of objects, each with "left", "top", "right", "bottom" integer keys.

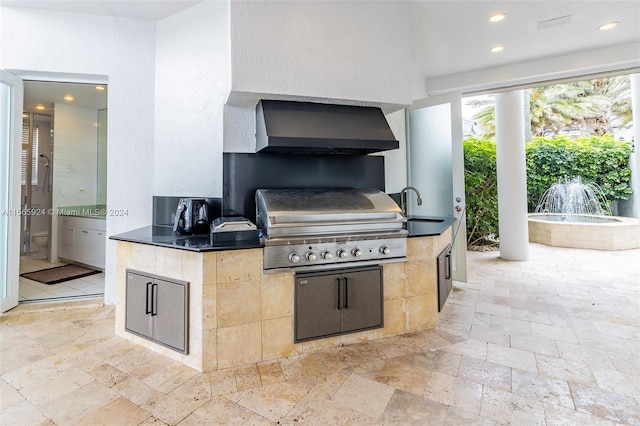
[{"left": 111, "top": 219, "right": 454, "bottom": 372}]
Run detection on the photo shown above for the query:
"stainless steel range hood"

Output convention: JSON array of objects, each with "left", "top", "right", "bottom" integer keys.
[{"left": 256, "top": 100, "right": 399, "bottom": 155}]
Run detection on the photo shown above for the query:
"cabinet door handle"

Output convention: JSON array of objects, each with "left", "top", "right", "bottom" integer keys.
[
  {"left": 344, "top": 277, "right": 349, "bottom": 309},
  {"left": 336, "top": 278, "right": 341, "bottom": 310},
  {"left": 81, "top": 230, "right": 89, "bottom": 234},
  {"left": 151, "top": 283, "right": 158, "bottom": 316},
  {"left": 445, "top": 253, "right": 452, "bottom": 280},
  {"left": 145, "top": 281, "right": 152, "bottom": 314}
]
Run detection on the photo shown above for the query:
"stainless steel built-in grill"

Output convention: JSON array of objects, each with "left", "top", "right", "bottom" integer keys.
[{"left": 256, "top": 188, "right": 408, "bottom": 271}]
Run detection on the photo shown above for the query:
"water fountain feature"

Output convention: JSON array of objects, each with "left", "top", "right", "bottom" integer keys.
[
  {"left": 528, "top": 176, "right": 640, "bottom": 250},
  {"left": 534, "top": 177, "right": 612, "bottom": 219}
]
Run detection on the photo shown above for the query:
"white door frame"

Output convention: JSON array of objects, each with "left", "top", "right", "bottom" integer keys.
[
  {"left": 406, "top": 92, "right": 467, "bottom": 282},
  {"left": 1, "top": 70, "right": 24, "bottom": 312}
]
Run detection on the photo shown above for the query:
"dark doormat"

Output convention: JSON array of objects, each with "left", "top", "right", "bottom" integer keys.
[{"left": 20, "top": 264, "right": 101, "bottom": 285}]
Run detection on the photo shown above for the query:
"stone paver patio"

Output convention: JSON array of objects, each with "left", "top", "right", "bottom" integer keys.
[{"left": 1, "top": 243, "right": 639, "bottom": 425}]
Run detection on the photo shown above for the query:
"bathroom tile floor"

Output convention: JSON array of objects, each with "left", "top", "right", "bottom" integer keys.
[
  {"left": 18, "top": 257, "right": 105, "bottom": 302},
  {"left": 2, "top": 243, "right": 639, "bottom": 425}
]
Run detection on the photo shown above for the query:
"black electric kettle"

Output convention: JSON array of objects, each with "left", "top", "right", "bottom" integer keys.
[{"left": 173, "top": 198, "right": 210, "bottom": 234}]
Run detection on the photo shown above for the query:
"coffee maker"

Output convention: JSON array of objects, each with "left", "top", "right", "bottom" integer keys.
[{"left": 172, "top": 198, "right": 210, "bottom": 234}]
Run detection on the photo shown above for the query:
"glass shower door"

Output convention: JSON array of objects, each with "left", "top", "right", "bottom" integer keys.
[{"left": 1, "top": 70, "right": 23, "bottom": 312}]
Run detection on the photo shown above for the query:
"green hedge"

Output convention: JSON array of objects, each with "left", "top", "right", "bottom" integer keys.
[
  {"left": 526, "top": 136, "right": 633, "bottom": 211},
  {"left": 464, "top": 138, "right": 499, "bottom": 246},
  {"left": 464, "top": 135, "right": 633, "bottom": 246}
]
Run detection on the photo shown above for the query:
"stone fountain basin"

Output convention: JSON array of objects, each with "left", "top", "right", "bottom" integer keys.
[{"left": 528, "top": 213, "right": 640, "bottom": 250}]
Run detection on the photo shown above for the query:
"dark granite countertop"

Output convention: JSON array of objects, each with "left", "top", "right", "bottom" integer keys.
[
  {"left": 405, "top": 215, "right": 456, "bottom": 237},
  {"left": 110, "top": 225, "right": 263, "bottom": 252},
  {"left": 110, "top": 215, "right": 455, "bottom": 252}
]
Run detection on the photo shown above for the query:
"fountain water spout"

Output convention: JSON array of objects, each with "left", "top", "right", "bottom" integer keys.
[{"left": 535, "top": 177, "right": 612, "bottom": 216}]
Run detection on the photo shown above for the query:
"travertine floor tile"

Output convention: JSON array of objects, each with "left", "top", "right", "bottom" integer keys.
[
  {"left": 1, "top": 244, "right": 638, "bottom": 425},
  {"left": 510, "top": 332, "right": 559, "bottom": 357},
  {"left": 556, "top": 340, "right": 616, "bottom": 370},
  {"left": 2, "top": 354, "right": 73, "bottom": 390},
  {"left": 168, "top": 372, "right": 212, "bottom": 404},
  {"left": 571, "top": 384, "right": 640, "bottom": 425},
  {"left": 458, "top": 356, "right": 511, "bottom": 391},
  {"left": 89, "top": 363, "right": 129, "bottom": 388},
  {"left": 75, "top": 397, "right": 151, "bottom": 426},
  {"left": 442, "top": 339, "right": 488, "bottom": 360},
  {"left": 18, "top": 366, "right": 95, "bottom": 406},
  {"left": 469, "top": 324, "right": 511, "bottom": 346},
  {"left": 332, "top": 374, "right": 395, "bottom": 419},
  {"left": 209, "top": 368, "right": 238, "bottom": 397},
  {"left": 374, "top": 355, "right": 431, "bottom": 396},
  {"left": 423, "top": 371, "right": 483, "bottom": 414},
  {"left": 283, "top": 392, "right": 377, "bottom": 425},
  {"left": 444, "top": 406, "right": 498, "bottom": 425},
  {"left": 511, "top": 369, "right": 574, "bottom": 410},
  {"left": 38, "top": 380, "right": 119, "bottom": 425},
  {"left": 235, "top": 381, "right": 309, "bottom": 422},
  {"left": 140, "top": 392, "right": 206, "bottom": 425},
  {"left": 487, "top": 343, "right": 538, "bottom": 373},
  {"left": 0, "top": 378, "right": 23, "bottom": 411},
  {"left": 480, "top": 386, "right": 546, "bottom": 425},
  {"left": 257, "top": 360, "right": 285, "bottom": 386},
  {"left": 543, "top": 402, "right": 615, "bottom": 426},
  {"left": 182, "top": 396, "right": 272, "bottom": 425},
  {"left": 381, "top": 389, "right": 449, "bottom": 425},
  {"left": 535, "top": 353, "right": 597, "bottom": 386},
  {"left": 413, "top": 348, "right": 461, "bottom": 376},
  {"left": 0, "top": 399, "right": 52, "bottom": 426}
]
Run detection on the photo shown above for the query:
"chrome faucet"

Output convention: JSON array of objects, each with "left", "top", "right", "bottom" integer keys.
[{"left": 400, "top": 186, "right": 423, "bottom": 217}]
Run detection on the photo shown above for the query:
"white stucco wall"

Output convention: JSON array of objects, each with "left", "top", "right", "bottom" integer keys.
[
  {"left": 224, "top": 0, "right": 413, "bottom": 153},
  {"left": 229, "top": 1, "right": 412, "bottom": 107},
  {"left": 1, "top": 7, "right": 156, "bottom": 304},
  {"left": 154, "top": 1, "right": 230, "bottom": 197},
  {"left": 380, "top": 110, "right": 408, "bottom": 193}
]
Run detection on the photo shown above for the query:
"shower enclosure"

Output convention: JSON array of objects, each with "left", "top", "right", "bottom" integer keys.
[{"left": 21, "top": 112, "right": 53, "bottom": 257}]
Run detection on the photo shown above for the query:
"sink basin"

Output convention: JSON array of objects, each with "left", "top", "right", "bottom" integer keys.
[
  {"left": 404, "top": 217, "right": 452, "bottom": 236},
  {"left": 406, "top": 218, "right": 445, "bottom": 224}
]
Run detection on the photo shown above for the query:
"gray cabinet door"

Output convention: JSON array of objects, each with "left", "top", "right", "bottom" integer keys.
[
  {"left": 341, "top": 268, "right": 383, "bottom": 333},
  {"left": 125, "top": 272, "right": 153, "bottom": 338},
  {"left": 295, "top": 274, "right": 342, "bottom": 342},
  {"left": 152, "top": 278, "right": 187, "bottom": 353}
]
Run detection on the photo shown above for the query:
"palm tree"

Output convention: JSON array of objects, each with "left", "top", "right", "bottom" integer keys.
[{"left": 470, "top": 76, "right": 632, "bottom": 138}]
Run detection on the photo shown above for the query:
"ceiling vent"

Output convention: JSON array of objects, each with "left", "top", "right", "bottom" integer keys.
[{"left": 537, "top": 15, "right": 573, "bottom": 31}]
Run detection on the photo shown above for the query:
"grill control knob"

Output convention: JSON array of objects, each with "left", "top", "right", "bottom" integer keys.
[
  {"left": 337, "top": 249, "right": 348, "bottom": 258},
  {"left": 289, "top": 253, "right": 300, "bottom": 264},
  {"left": 352, "top": 248, "right": 362, "bottom": 258},
  {"left": 380, "top": 246, "right": 391, "bottom": 255},
  {"left": 321, "top": 251, "right": 333, "bottom": 260},
  {"left": 306, "top": 252, "right": 318, "bottom": 262}
]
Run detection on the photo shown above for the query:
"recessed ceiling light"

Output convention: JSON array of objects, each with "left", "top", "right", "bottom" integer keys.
[
  {"left": 598, "top": 21, "right": 619, "bottom": 31},
  {"left": 489, "top": 13, "right": 506, "bottom": 23},
  {"left": 64, "top": 95, "right": 74, "bottom": 101},
  {"left": 95, "top": 85, "right": 105, "bottom": 91},
  {"left": 491, "top": 46, "right": 504, "bottom": 53},
  {"left": 36, "top": 105, "right": 46, "bottom": 110}
]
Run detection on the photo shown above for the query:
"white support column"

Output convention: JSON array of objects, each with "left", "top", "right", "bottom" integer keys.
[
  {"left": 496, "top": 90, "right": 530, "bottom": 261},
  {"left": 630, "top": 73, "right": 640, "bottom": 218}
]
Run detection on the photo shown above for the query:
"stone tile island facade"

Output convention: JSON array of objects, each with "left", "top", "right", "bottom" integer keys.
[{"left": 115, "top": 228, "right": 452, "bottom": 372}]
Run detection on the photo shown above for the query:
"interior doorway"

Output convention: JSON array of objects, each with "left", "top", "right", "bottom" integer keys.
[{"left": 17, "top": 80, "right": 108, "bottom": 303}]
